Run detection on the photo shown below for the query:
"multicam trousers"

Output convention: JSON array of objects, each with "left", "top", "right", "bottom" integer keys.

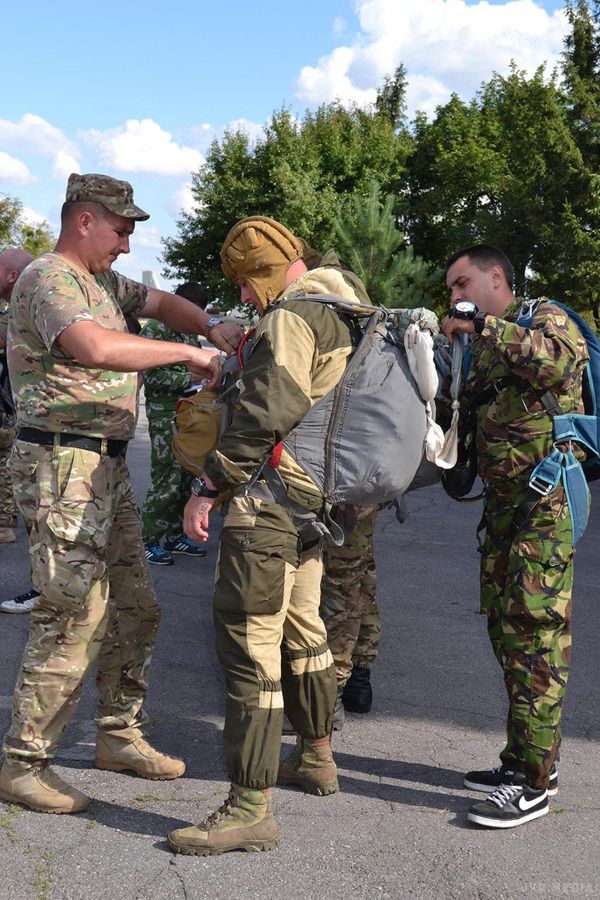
[
  {"left": 320, "top": 507, "right": 380, "bottom": 687},
  {"left": 3, "top": 438, "right": 161, "bottom": 762},
  {"left": 480, "top": 483, "right": 574, "bottom": 790},
  {"left": 141, "top": 402, "right": 193, "bottom": 544},
  {"left": 0, "top": 418, "right": 17, "bottom": 529},
  {"left": 214, "top": 494, "right": 337, "bottom": 790}
]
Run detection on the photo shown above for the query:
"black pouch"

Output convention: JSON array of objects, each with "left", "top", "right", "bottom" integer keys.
[{"left": 442, "top": 433, "right": 479, "bottom": 500}]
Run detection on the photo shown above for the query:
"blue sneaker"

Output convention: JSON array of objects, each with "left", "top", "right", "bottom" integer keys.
[
  {"left": 163, "top": 535, "right": 207, "bottom": 557},
  {"left": 144, "top": 542, "right": 174, "bottom": 566}
]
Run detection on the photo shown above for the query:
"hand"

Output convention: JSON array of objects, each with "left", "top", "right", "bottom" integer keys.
[
  {"left": 187, "top": 348, "right": 223, "bottom": 388},
  {"left": 208, "top": 321, "right": 245, "bottom": 354},
  {"left": 441, "top": 314, "right": 475, "bottom": 342},
  {"left": 183, "top": 494, "right": 215, "bottom": 543}
]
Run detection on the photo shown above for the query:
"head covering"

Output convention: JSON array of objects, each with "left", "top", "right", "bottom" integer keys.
[
  {"left": 221, "top": 215, "right": 303, "bottom": 310},
  {"left": 66, "top": 173, "right": 150, "bottom": 221}
]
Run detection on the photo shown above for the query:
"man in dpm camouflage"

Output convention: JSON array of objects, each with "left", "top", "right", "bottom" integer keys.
[
  {"left": 0, "top": 173, "right": 239, "bottom": 815},
  {"left": 168, "top": 216, "right": 367, "bottom": 856},
  {"left": 442, "top": 244, "right": 588, "bottom": 829}
]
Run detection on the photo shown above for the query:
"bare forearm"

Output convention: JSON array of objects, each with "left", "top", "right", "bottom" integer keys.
[{"left": 146, "top": 289, "right": 209, "bottom": 335}]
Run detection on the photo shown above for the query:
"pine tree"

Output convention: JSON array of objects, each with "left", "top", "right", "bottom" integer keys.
[{"left": 332, "top": 180, "right": 440, "bottom": 308}]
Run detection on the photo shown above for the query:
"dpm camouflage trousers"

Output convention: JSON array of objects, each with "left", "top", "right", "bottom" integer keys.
[
  {"left": 214, "top": 495, "right": 337, "bottom": 789},
  {"left": 3, "top": 439, "right": 161, "bottom": 762},
  {"left": 480, "top": 483, "right": 575, "bottom": 790},
  {"left": 320, "top": 507, "right": 380, "bottom": 687},
  {"left": 141, "top": 403, "right": 193, "bottom": 544}
]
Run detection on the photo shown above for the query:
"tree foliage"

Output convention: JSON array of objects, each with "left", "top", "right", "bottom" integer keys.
[
  {"left": 164, "top": 3, "right": 600, "bottom": 321},
  {"left": 0, "top": 195, "right": 55, "bottom": 257}
]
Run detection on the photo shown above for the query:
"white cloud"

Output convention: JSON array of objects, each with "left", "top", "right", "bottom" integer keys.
[
  {"left": 0, "top": 114, "right": 80, "bottom": 179},
  {"left": 333, "top": 16, "right": 347, "bottom": 35},
  {"left": 189, "top": 117, "right": 266, "bottom": 153},
  {"left": 168, "top": 182, "right": 196, "bottom": 217},
  {"left": 295, "top": 0, "right": 569, "bottom": 116},
  {"left": 81, "top": 119, "right": 204, "bottom": 177},
  {"left": 0, "top": 150, "right": 35, "bottom": 184},
  {"left": 21, "top": 206, "right": 47, "bottom": 226}
]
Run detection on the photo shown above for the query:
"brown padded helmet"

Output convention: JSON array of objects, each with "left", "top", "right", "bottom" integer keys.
[{"left": 221, "top": 216, "right": 304, "bottom": 310}]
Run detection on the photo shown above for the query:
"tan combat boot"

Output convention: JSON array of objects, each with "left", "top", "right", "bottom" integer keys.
[
  {"left": 168, "top": 785, "right": 278, "bottom": 856},
  {"left": 277, "top": 734, "right": 338, "bottom": 796},
  {"left": 0, "top": 759, "right": 89, "bottom": 814},
  {"left": 95, "top": 733, "right": 185, "bottom": 780},
  {"left": 0, "top": 528, "right": 16, "bottom": 543}
]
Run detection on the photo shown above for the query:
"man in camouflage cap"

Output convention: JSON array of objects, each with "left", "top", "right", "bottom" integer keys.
[
  {"left": 442, "top": 244, "right": 588, "bottom": 829},
  {"left": 168, "top": 215, "right": 372, "bottom": 856},
  {"left": 0, "top": 173, "right": 243, "bottom": 815}
]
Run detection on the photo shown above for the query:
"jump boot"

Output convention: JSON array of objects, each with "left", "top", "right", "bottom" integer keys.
[
  {"left": 277, "top": 735, "right": 338, "bottom": 796},
  {"left": 95, "top": 732, "right": 185, "bottom": 780},
  {"left": 168, "top": 785, "right": 279, "bottom": 856},
  {"left": 0, "top": 759, "right": 89, "bottom": 814}
]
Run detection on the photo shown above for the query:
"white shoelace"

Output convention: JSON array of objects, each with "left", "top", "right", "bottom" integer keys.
[{"left": 487, "top": 784, "right": 522, "bottom": 809}]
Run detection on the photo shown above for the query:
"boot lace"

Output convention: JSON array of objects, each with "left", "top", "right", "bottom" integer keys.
[{"left": 202, "top": 790, "right": 238, "bottom": 827}]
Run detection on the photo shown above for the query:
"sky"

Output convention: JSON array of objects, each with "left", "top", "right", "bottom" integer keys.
[{"left": 2, "top": 0, "right": 570, "bottom": 289}]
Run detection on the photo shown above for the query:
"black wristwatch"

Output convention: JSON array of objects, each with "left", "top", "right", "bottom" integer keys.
[
  {"left": 473, "top": 311, "right": 488, "bottom": 334},
  {"left": 191, "top": 477, "right": 219, "bottom": 499},
  {"left": 450, "top": 300, "right": 478, "bottom": 320}
]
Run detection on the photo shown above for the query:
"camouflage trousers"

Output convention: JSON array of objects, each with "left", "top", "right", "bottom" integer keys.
[
  {"left": 141, "top": 403, "right": 193, "bottom": 544},
  {"left": 0, "top": 418, "right": 17, "bottom": 529},
  {"left": 320, "top": 507, "right": 380, "bottom": 687},
  {"left": 3, "top": 439, "right": 161, "bottom": 762},
  {"left": 214, "top": 495, "right": 337, "bottom": 789},
  {"left": 480, "top": 483, "right": 574, "bottom": 790}
]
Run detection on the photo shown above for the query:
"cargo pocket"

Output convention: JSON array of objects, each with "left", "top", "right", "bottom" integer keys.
[
  {"left": 505, "top": 538, "right": 573, "bottom": 624},
  {"left": 214, "top": 527, "right": 291, "bottom": 615},
  {"left": 44, "top": 449, "right": 112, "bottom": 551}
]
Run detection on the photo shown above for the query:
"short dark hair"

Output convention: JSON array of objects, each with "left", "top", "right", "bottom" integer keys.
[
  {"left": 445, "top": 244, "right": 514, "bottom": 288},
  {"left": 60, "top": 199, "right": 109, "bottom": 227},
  {"left": 175, "top": 281, "right": 209, "bottom": 309}
]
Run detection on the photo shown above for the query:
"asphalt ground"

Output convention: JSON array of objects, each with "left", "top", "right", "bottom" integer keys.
[{"left": 1, "top": 400, "right": 599, "bottom": 900}]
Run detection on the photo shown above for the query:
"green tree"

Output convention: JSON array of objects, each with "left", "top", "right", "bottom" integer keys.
[
  {"left": 332, "top": 180, "right": 440, "bottom": 307},
  {"left": 0, "top": 195, "right": 54, "bottom": 256},
  {"left": 163, "top": 77, "right": 414, "bottom": 309}
]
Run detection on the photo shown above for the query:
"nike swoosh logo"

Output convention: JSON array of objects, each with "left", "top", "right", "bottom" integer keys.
[{"left": 519, "top": 792, "right": 547, "bottom": 810}]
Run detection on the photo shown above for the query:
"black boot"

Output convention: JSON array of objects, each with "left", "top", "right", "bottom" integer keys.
[{"left": 342, "top": 666, "right": 372, "bottom": 714}]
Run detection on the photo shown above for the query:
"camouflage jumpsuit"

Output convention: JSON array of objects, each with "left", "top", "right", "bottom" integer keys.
[
  {"left": 2, "top": 254, "right": 161, "bottom": 762},
  {"left": 467, "top": 299, "right": 588, "bottom": 790},
  {"left": 140, "top": 319, "right": 202, "bottom": 544},
  {"left": 320, "top": 506, "right": 380, "bottom": 687}
]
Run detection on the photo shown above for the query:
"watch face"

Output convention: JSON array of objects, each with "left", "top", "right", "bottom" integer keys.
[{"left": 454, "top": 301, "right": 477, "bottom": 315}]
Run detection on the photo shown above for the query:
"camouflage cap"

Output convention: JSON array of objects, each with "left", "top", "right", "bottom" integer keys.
[
  {"left": 221, "top": 216, "right": 303, "bottom": 310},
  {"left": 66, "top": 173, "right": 150, "bottom": 221}
]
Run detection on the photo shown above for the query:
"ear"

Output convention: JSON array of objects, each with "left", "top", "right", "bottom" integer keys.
[
  {"left": 8, "top": 269, "right": 18, "bottom": 285},
  {"left": 76, "top": 210, "right": 95, "bottom": 236},
  {"left": 490, "top": 265, "right": 503, "bottom": 289}
]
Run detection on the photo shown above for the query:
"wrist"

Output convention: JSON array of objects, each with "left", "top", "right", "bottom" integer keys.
[
  {"left": 191, "top": 476, "right": 219, "bottom": 498},
  {"left": 205, "top": 315, "right": 223, "bottom": 337}
]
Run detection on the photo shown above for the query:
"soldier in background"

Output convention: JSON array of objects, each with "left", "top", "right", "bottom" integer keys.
[
  {"left": 140, "top": 281, "right": 211, "bottom": 565},
  {"left": 320, "top": 505, "right": 380, "bottom": 727},
  {"left": 0, "top": 249, "right": 33, "bottom": 546},
  {"left": 0, "top": 173, "right": 239, "bottom": 815}
]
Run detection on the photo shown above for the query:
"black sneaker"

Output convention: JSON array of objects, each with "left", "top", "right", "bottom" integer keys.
[
  {"left": 144, "top": 543, "right": 174, "bottom": 566},
  {"left": 464, "top": 763, "right": 558, "bottom": 797},
  {"left": 467, "top": 773, "right": 549, "bottom": 829},
  {"left": 163, "top": 535, "right": 207, "bottom": 557}
]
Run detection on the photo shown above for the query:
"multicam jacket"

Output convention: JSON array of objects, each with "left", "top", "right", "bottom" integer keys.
[
  {"left": 466, "top": 298, "right": 589, "bottom": 489},
  {"left": 204, "top": 265, "right": 363, "bottom": 511},
  {"left": 8, "top": 253, "right": 148, "bottom": 439}
]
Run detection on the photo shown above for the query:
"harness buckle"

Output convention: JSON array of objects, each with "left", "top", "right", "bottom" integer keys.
[{"left": 528, "top": 475, "right": 555, "bottom": 497}]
